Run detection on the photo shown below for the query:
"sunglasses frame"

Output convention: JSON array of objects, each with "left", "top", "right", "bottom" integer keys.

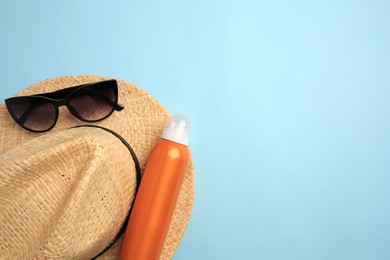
[{"left": 5, "top": 79, "right": 124, "bottom": 133}]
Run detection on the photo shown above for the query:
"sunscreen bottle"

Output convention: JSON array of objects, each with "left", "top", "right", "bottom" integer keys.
[{"left": 120, "top": 114, "right": 190, "bottom": 260}]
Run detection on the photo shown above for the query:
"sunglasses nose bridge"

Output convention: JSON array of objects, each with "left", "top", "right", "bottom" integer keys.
[
  {"left": 54, "top": 98, "right": 67, "bottom": 107},
  {"left": 53, "top": 99, "right": 68, "bottom": 121}
]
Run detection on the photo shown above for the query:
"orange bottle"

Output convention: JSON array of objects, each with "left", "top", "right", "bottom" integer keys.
[{"left": 120, "top": 115, "right": 190, "bottom": 260}]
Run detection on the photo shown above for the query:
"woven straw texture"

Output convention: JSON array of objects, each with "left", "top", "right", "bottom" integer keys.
[{"left": 0, "top": 75, "right": 194, "bottom": 259}]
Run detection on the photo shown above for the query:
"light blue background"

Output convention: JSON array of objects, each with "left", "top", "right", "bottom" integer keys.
[{"left": 1, "top": 1, "right": 389, "bottom": 259}]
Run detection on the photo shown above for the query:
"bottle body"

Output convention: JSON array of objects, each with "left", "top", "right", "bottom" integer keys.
[{"left": 120, "top": 138, "right": 189, "bottom": 260}]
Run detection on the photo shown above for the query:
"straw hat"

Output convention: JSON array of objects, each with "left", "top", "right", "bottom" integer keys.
[{"left": 0, "top": 75, "right": 194, "bottom": 259}]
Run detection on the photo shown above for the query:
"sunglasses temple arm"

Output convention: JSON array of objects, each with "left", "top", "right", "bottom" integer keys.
[
  {"left": 116, "top": 104, "right": 124, "bottom": 111},
  {"left": 18, "top": 102, "right": 35, "bottom": 125},
  {"left": 86, "top": 92, "right": 124, "bottom": 111}
]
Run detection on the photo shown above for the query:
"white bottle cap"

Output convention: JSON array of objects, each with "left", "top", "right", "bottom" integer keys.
[{"left": 161, "top": 114, "right": 190, "bottom": 146}]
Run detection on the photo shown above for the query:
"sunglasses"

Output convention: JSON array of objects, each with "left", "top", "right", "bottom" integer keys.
[{"left": 5, "top": 79, "right": 124, "bottom": 133}]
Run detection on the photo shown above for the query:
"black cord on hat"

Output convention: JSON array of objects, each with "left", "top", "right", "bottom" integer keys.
[{"left": 71, "top": 125, "right": 141, "bottom": 260}]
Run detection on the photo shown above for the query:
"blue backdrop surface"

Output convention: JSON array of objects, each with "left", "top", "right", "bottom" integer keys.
[{"left": 1, "top": 1, "right": 390, "bottom": 259}]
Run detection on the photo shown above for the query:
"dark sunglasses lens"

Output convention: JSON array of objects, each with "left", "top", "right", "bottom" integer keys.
[
  {"left": 67, "top": 81, "right": 117, "bottom": 121},
  {"left": 6, "top": 97, "right": 57, "bottom": 132}
]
